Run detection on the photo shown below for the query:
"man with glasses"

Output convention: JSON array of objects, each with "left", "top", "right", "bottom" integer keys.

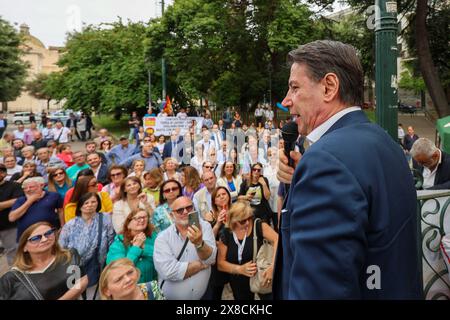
[
  {"left": 0, "top": 164, "right": 24, "bottom": 266},
  {"left": 9, "top": 177, "right": 63, "bottom": 241},
  {"left": 153, "top": 196, "right": 217, "bottom": 300},
  {"left": 66, "top": 151, "right": 90, "bottom": 181},
  {"left": 193, "top": 171, "right": 217, "bottom": 220},
  {"left": 107, "top": 136, "right": 138, "bottom": 164}
]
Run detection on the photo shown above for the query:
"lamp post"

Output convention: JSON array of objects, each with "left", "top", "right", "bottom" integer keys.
[
  {"left": 375, "top": 0, "right": 398, "bottom": 140},
  {"left": 161, "top": 0, "right": 167, "bottom": 100}
]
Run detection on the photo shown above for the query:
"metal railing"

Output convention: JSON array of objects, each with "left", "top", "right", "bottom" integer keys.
[{"left": 417, "top": 190, "right": 450, "bottom": 299}]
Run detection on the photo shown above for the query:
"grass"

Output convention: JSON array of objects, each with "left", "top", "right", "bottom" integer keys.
[
  {"left": 92, "top": 115, "right": 129, "bottom": 138},
  {"left": 364, "top": 109, "right": 376, "bottom": 123}
]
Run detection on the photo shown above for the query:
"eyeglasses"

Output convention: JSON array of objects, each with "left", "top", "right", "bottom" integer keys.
[
  {"left": 27, "top": 228, "right": 56, "bottom": 244},
  {"left": 173, "top": 204, "right": 194, "bottom": 215},
  {"left": 163, "top": 187, "right": 179, "bottom": 194},
  {"left": 203, "top": 165, "right": 213, "bottom": 169},
  {"left": 237, "top": 217, "right": 252, "bottom": 225},
  {"left": 132, "top": 215, "right": 148, "bottom": 222},
  {"left": 53, "top": 172, "right": 65, "bottom": 177},
  {"left": 111, "top": 172, "right": 123, "bottom": 178},
  {"left": 252, "top": 168, "right": 262, "bottom": 172}
]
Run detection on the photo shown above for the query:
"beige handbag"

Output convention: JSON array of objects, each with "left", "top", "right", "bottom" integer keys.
[{"left": 249, "top": 218, "right": 273, "bottom": 294}]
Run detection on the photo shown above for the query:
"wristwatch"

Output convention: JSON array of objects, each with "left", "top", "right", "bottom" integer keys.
[{"left": 195, "top": 240, "right": 205, "bottom": 250}]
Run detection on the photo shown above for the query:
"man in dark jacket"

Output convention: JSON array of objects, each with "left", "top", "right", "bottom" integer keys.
[{"left": 411, "top": 137, "right": 450, "bottom": 190}]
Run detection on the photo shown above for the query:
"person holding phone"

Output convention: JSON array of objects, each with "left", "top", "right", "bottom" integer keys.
[
  {"left": 203, "top": 187, "right": 232, "bottom": 299},
  {"left": 153, "top": 196, "right": 217, "bottom": 300},
  {"left": 237, "top": 163, "right": 271, "bottom": 224}
]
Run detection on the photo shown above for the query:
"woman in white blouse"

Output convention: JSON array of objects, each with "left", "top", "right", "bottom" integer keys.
[
  {"left": 112, "top": 176, "right": 155, "bottom": 234},
  {"left": 162, "top": 157, "right": 180, "bottom": 182}
]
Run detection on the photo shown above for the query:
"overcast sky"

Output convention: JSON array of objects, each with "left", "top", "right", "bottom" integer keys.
[
  {"left": 0, "top": 0, "right": 347, "bottom": 48},
  {"left": 0, "top": 0, "right": 173, "bottom": 47}
]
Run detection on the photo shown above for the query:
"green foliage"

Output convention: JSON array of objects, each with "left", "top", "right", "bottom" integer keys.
[
  {"left": 145, "top": 0, "right": 326, "bottom": 111},
  {"left": 0, "top": 17, "right": 28, "bottom": 102},
  {"left": 25, "top": 73, "right": 51, "bottom": 100},
  {"left": 398, "top": 63, "right": 426, "bottom": 94},
  {"left": 92, "top": 114, "right": 129, "bottom": 138},
  {"left": 50, "top": 20, "right": 151, "bottom": 114}
]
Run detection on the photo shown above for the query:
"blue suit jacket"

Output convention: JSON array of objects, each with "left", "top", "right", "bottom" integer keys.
[
  {"left": 274, "top": 110, "right": 422, "bottom": 299},
  {"left": 162, "top": 136, "right": 184, "bottom": 159}
]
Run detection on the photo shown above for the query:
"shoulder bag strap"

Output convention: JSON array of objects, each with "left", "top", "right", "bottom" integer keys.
[
  {"left": 91, "top": 213, "right": 104, "bottom": 300},
  {"left": 55, "top": 128, "right": 64, "bottom": 143},
  {"left": 252, "top": 218, "right": 260, "bottom": 263},
  {"left": 12, "top": 269, "right": 45, "bottom": 300},
  {"left": 160, "top": 237, "right": 189, "bottom": 290}
]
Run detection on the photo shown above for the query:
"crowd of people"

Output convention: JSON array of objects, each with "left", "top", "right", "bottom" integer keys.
[{"left": 0, "top": 106, "right": 286, "bottom": 300}]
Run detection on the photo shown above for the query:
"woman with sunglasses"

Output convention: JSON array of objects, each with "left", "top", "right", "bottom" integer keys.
[
  {"left": 106, "top": 209, "right": 157, "bottom": 283},
  {"left": 10, "top": 160, "right": 42, "bottom": 185},
  {"left": 46, "top": 167, "right": 72, "bottom": 200},
  {"left": 217, "top": 201, "right": 278, "bottom": 300},
  {"left": 102, "top": 165, "right": 128, "bottom": 203},
  {"left": 151, "top": 179, "right": 181, "bottom": 234},
  {"left": 0, "top": 222, "right": 88, "bottom": 300},
  {"left": 99, "top": 258, "right": 164, "bottom": 300},
  {"left": 64, "top": 175, "right": 113, "bottom": 223},
  {"left": 112, "top": 176, "right": 155, "bottom": 234},
  {"left": 59, "top": 192, "right": 115, "bottom": 299},
  {"left": 238, "top": 163, "right": 272, "bottom": 223}
]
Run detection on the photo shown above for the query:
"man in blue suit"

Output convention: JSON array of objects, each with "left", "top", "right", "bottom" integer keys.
[
  {"left": 162, "top": 130, "right": 184, "bottom": 161},
  {"left": 274, "top": 40, "right": 422, "bottom": 299}
]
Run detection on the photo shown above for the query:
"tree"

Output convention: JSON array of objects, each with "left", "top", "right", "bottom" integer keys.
[
  {"left": 25, "top": 73, "right": 52, "bottom": 110},
  {"left": 145, "top": 0, "right": 325, "bottom": 112},
  {"left": 50, "top": 20, "right": 151, "bottom": 115},
  {"left": 0, "top": 17, "right": 28, "bottom": 111},
  {"left": 336, "top": 0, "right": 450, "bottom": 116}
]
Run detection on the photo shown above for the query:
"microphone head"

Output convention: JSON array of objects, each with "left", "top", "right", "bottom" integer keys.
[{"left": 281, "top": 121, "right": 299, "bottom": 143}]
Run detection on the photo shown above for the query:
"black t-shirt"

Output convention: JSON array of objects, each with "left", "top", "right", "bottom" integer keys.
[
  {"left": 129, "top": 116, "right": 140, "bottom": 128},
  {"left": 0, "top": 181, "right": 24, "bottom": 231},
  {"left": 220, "top": 220, "right": 263, "bottom": 266},
  {"left": 0, "top": 249, "right": 86, "bottom": 300}
]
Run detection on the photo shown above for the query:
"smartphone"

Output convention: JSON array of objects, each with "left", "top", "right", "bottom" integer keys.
[{"left": 188, "top": 211, "right": 200, "bottom": 228}]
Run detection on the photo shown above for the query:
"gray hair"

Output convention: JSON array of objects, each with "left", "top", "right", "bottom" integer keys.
[
  {"left": 22, "top": 146, "right": 35, "bottom": 154},
  {"left": 22, "top": 176, "right": 45, "bottom": 186},
  {"left": 410, "top": 138, "right": 438, "bottom": 158},
  {"left": 288, "top": 40, "right": 364, "bottom": 106}
]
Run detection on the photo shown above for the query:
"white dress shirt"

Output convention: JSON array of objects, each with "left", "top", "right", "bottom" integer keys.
[
  {"left": 423, "top": 150, "right": 442, "bottom": 189},
  {"left": 153, "top": 219, "right": 217, "bottom": 300},
  {"left": 306, "top": 107, "right": 361, "bottom": 145}
]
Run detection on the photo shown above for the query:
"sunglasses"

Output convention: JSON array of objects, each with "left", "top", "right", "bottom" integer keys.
[
  {"left": 53, "top": 172, "right": 65, "bottom": 177},
  {"left": 203, "top": 165, "right": 213, "bottom": 169},
  {"left": 111, "top": 172, "right": 124, "bottom": 177},
  {"left": 163, "top": 187, "right": 179, "bottom": 194},
  {"left": 252, "top": 168, "right": 262, "bottom": 172},
  {"left": 28, "top": 228, "right": 57, "bottom": 244},
  {"left": 237, "top": 217, "right": 252, "bottom": 225},
  {"left": 173, "top": 204, "right": 194, "bottom": 215}
]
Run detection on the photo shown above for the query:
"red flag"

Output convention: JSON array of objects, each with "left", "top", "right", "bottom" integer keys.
[{"left": 163, "top": 95, "right": 172, "bottom": 115}]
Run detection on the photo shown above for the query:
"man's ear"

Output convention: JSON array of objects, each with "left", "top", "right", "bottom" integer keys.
[{"left": 321, "top": 73, "right": 340, "bottom": 103}]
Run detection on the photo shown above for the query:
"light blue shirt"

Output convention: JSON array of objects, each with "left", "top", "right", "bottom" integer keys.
[{"left": 107, "top": 144, "right": 138, "bottom": 164}]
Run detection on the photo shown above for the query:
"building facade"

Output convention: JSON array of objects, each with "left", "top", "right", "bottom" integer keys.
[{"left": 7, "top": 24, "right": 65, "bottom": 113}]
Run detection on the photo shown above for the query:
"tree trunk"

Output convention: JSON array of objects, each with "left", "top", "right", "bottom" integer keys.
[
  {"left": 415, "top": 0, "right": 449, "bottom": 117},
  {"left": 1, "top": 102, "right": 7, "bottom": 113}
]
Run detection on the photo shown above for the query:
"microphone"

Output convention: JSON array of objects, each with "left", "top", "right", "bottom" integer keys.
[{"left": 281, "top": 121, "right": 299, "bottom": 168}]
